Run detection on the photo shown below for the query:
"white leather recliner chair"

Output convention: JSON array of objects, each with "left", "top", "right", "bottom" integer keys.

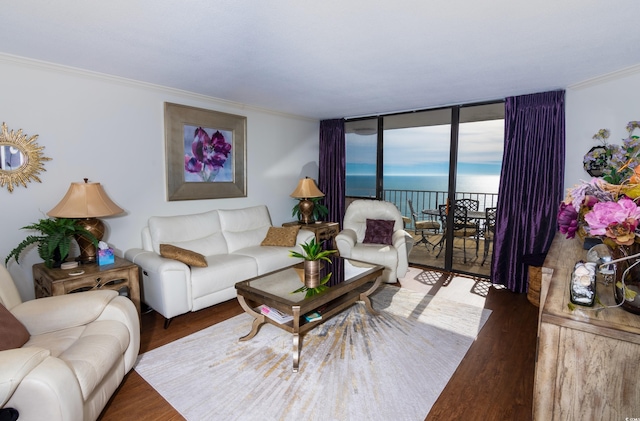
[
  {"left": 336, "top": 199, "right": 414, "bottom": 283},
  {"left": 0, "top": 264, "right": 140, "bottom": 421}
]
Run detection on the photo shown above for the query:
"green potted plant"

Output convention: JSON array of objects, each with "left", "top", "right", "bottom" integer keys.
[
  {"left": 289, "top": 239, "right": 337, "bottom": 295},
  {"left": 5, "top": 217, "right": 99, "bottom": 268},
  {"left": 292, "top": 198, "right": 329, "bottom": 223}
]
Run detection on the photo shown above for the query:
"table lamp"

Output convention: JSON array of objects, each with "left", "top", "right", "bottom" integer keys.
[
  {"left": 47, "top": 178, "right": 124, "bottom": 263},
  {"left": 290, "top": 177, "right": 324, "bottom": 224}
]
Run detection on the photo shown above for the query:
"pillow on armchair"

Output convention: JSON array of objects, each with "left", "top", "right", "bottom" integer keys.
[{"left": 363, "top": 219, "right": 395, "bottom": 245}]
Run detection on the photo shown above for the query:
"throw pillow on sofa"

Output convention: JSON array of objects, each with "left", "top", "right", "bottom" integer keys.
[
  {"left": 0, "top": 303, "right": 30, "bottom": 351},
  {"left": 160, "top": 244, "right": 208, "bottom": 267},
  {"left": 261, "top": 226, "right": 301, "bottom": 247}
]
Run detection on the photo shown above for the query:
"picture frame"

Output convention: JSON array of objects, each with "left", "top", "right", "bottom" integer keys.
[{"left": 164, "top": 102, "right": 247, "bottom": 201}]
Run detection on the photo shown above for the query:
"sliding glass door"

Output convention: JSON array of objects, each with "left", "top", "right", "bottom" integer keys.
[
  {"left": 450, "top": 104, "right": 504, "bottom": 274},
  {"left": 345, "top": 102, "right": 504, "bottom": 278},
  {"left": 382, "top": 110, "right": 451, "bottom": 272}
]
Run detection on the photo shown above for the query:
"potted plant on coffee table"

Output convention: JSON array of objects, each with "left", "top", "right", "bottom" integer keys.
[
  {"left": 289, "top": 239, "right": 337, "bottom": 296},
  {"left": 5, "top": 217, "right": 99, "bottom": 268}
]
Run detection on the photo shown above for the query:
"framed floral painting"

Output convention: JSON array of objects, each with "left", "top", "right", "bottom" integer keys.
[{"left": 164, "top": 102, "right": 246, "bottom": 201}]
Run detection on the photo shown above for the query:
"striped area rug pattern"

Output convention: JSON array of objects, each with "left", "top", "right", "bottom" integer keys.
[{"left": 134, "top": 285, "right": 491, "bottom": 421}]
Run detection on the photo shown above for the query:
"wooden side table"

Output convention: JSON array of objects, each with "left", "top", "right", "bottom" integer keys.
[
  {"left": 32, "top": 256, "right": 141, "bottom": 318},
  {"left": 282, "top": 221, "right": 340, "bottom": 249}
]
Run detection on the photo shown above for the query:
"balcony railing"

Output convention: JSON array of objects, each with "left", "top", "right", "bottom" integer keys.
[{"left": 382, "top": 189, "right": 499, "bottom": 225}]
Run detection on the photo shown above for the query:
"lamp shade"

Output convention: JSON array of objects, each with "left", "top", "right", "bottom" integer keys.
[
  {"left": 290, "top": 178, "right": 324, "bottom": 199},
  {"left": 47, "top": 179, "right": 124, "bottom": 218}
]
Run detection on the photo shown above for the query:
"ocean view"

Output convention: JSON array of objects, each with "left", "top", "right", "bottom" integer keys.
[
  {"left": 347, "top": 174, "right": 500, "bottom": 197},
  {"left": 347, "top": 174, "right": 500, "bottom": 215}
]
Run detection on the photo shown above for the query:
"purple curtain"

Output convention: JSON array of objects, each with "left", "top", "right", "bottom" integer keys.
[
  {"left": 491, "top": 91, "right": 565, "bottom": 293},
  {"left": 318, "top": 119, "right": 346, "bottom": 227}
]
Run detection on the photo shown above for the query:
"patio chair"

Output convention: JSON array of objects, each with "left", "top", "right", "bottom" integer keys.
[
  {"left": 455, "top": 198, "right": 479, "bottom": 212},
  {"left": 407, "top": 199, "right": 440, "bottom": 249},
  {"left": 436, "top": 203, "right": 480, "bottom": 263},
  {"left": 482, "top": 207, "right": 497, "bottom": 266}
]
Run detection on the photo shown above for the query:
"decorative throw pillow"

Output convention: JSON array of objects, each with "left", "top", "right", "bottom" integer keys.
[
  {"left": 363, "top": 219, "right": 395, "bottom": 245},
  {"left": 261, "top": 226, "right": 302, "bottom": 247},
  {"left": 0, "top": 303, "right": 30, "bottom": 351},
  {"left": 159, "top": 244, "right": 208, "bottom": 267}
]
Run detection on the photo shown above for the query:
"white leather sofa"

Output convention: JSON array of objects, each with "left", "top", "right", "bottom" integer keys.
[
  {"left": 125, "top": 205, "right": 315, "bottom": 326},
  {"left": 336, "top": 199, "right": 414, "bottom": 283},
  {"left": 0, "top": 264, "right": 140, "bottom": 421}
]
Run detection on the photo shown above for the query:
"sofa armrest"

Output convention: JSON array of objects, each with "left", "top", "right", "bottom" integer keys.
[
  {"left": 295, "top": 229, "right": 316, "bottom": 245},
  {"left": 12, "top": 291, "right": 120, "bottom": 335},
  {"left": 335, "top": 229, "right": 357, "bottom": 258},
  {"left": 124, "top": 248, "right": 192, "bottom": 320}
]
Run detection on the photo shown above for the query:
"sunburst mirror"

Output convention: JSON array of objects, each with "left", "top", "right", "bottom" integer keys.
[{"left": 0, "top": 122, "right": 51, "bottom": 192}]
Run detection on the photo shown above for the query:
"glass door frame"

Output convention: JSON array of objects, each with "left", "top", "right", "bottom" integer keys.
[{"left": 345, "top": 100, "right": 503, "bottom": 277}]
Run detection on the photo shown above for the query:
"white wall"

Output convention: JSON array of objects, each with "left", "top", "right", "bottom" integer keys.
[
  {"left": 0, "top": 55, "right": 319, "bottom": 301},
  {"left": 565, "top": 65, "right": 640, "bottom": 191}
]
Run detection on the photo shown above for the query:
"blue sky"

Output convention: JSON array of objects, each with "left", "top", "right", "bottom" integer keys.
[{"left": 347, "top": 120, "right": 504, "bottom": 176}]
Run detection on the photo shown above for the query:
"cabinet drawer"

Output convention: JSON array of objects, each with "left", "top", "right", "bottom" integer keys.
[{"left": 57, "top": 269, "right": 132, "bottom": 294}]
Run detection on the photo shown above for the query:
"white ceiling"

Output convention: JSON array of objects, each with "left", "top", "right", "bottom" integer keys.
[{"left": 2, "top": 1, "right": 638, "bottom": 119}]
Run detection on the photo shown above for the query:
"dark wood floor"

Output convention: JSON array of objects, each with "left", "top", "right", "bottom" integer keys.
[{"left": 99, "top": 273, "right": 539, "bottom": 421}]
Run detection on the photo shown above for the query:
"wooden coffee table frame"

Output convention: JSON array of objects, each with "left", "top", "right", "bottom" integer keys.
[{"left": 235, "top": 258, "right": 384, "bottom": 372}]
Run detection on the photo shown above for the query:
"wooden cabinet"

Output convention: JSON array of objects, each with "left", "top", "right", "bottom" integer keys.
[
  {"left": 33, "top": 256, "right": 141, "bottom": 318},
  {"left": 282, "top": 221, "right": 339, "bottom": 249},
  {"left": 534, "top": 234, "right": 640, "bottom": 420}
]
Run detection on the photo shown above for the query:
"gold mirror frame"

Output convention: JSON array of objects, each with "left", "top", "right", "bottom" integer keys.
[{"left": 0, "top": 122, "right": 51, "bottom": 192}]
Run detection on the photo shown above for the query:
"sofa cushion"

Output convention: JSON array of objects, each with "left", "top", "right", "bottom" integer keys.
[
  {"left": 363, "top": 219, "right": 395, "bottom": 245},
  {"left": 218, "top": 205, "right": 273, "bottom": 252},
  {"left": 190, "top": 254, "right": 258, "bottom": 299},
  {"left": 233, "top": 246, "right": 302, "bottom": 275},
  {"left": 0, "top": 303, "right": 29, "bottom": 351},
  {"left": 260, "top": 226, "right": 301, "bottom": 247},
  {"left": 159, "top": 244, "right": 208, "bottom": 267},
  {"left": 148, "top": 210, "right": 228, "bottom": 256}
]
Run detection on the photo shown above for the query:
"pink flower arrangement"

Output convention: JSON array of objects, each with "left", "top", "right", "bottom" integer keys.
[
  {"left": 584, "top": 198, "right": 640, "bottom": 245},
  {"left": 559, "top": 178, "right": 640, "bottom": 246}
]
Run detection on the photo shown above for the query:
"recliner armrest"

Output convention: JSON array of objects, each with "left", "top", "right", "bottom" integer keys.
[
  {"left": 12, "top": 291, "right": 120, "bottom": 335},
  {"left": 392, "top": 229, "right": 414, "bottom": 250},
  {"left": 0, "top": 347, "right": 50, "bottom": 407},
  {"left": 335, "top": 229, "right": 357, "bottom": 257},
  {"left": 124, "top": 247, "right": 192, "bottom": 321}
]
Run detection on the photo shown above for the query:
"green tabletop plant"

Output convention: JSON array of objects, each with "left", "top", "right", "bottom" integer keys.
[
  {"left": 288, "top": 238, "right": 336, "bottom": 263},
  {"left": 289, "top": 238, "right": 337, "bottom": 297},
  {"left": 5, "top": 217, "right": 98, "bottom": 268}
]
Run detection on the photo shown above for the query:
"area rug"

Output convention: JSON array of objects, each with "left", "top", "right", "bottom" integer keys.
[{"left": 134, "top": 285, "right": 492, "bottom": 421}]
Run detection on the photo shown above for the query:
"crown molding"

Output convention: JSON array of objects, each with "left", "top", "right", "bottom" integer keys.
[
  {"left": 569, "top": 64, "right": 640, "bottom": 90},
  {"left": 0, "top": 52, "right": 317, "bottom": 122}
]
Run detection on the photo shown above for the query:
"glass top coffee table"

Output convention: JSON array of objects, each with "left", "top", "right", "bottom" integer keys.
[{"left": 235, "top": 256, "right": 384, "bottom": 372}]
